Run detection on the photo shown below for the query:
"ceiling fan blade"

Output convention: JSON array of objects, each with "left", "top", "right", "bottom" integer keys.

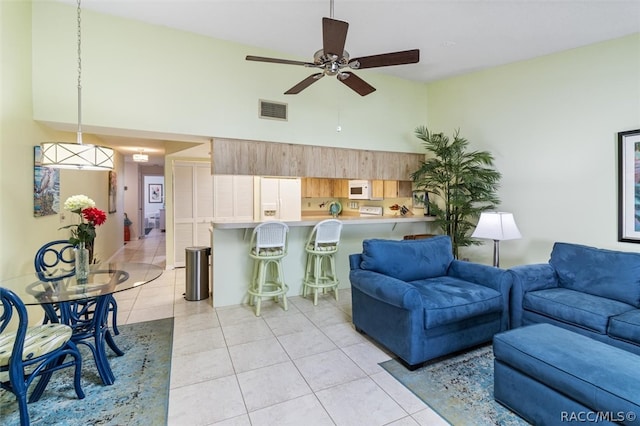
[
  {"left": 322, "top": 17, "right": 349, "bottom": 58},
  {"left": 338, "top": 72, "right": 376, "bottom": 96},
  {"left": 284, "top": 73, "right": 325, "bottom": 95},
  {"left": 350, "top": 49, "right": 420, "bottom": 69},
  {"left": 246, "top": 55, "right": 314, "bottom": 67}
]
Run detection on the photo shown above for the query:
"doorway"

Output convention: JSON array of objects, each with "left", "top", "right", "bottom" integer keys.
[{"left": 139, "top": 171, "right": 165, "bottom": 238}]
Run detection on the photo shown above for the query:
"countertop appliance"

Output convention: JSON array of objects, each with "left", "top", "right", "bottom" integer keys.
[
  {"left": 359, "top": 206, "right": 383, "bottom": 217},
  {"left": 348, "top": 180, "right": 372, "bottom": 200}
]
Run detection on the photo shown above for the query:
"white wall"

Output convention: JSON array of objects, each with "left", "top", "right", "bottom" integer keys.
[{"left": 426, "top": 34, "right": 640, "bottom": 266}]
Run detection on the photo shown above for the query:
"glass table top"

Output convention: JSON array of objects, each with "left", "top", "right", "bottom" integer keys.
[{"left": 0, "top": 262, "right": 163, "bottom": 305}]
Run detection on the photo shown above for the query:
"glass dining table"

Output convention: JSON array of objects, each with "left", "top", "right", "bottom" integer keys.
[{"left": 0, "top": 262, "right": 163, "bottom": 386}]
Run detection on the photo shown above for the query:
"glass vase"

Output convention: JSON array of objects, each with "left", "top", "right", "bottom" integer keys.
[{"left": 75, "top": 242, "right": 90, "bottom": 284}]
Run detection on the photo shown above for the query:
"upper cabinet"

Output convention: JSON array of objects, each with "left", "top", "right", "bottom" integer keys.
[{"left": 212, "top": 138, "right": 424, "bottom": 181}]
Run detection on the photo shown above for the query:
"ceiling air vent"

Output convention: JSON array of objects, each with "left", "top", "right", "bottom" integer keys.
[{"left": 259, "top": 100, "right": 288, "bottom": 121}]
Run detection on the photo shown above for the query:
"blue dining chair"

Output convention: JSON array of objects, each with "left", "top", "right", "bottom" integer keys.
[
  {"left": 34, "top": 240, "right": 125, "bottom": 385},
  {"left": 0, "top": 287, "right": 85, "bottom": 426},
  {"left": 34, "top": 240, "right": 120, "bottom": 336}
]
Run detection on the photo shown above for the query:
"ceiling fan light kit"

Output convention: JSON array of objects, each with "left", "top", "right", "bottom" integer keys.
[{"left": 246, "top": 6, "right": 419, "bottom": 96}]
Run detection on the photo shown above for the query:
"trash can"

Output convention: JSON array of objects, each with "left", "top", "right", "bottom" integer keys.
[{"left": 185, "top": 246, "right": 211, "bottom": 301}]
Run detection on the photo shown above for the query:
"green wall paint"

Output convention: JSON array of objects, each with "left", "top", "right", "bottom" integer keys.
[{"left": 426, "top": 33, "right": 640, "bottom": 265}]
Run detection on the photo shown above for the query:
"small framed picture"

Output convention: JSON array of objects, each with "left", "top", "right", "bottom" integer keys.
[
  {"left": 618, "top": 129, "right": 640, "bottom": 242},
  {"left": 412, "top": 190, "right": 426, "bottom": 208},
  {"left": 149, "top": 184, "right": 163, "bottom": 203}
]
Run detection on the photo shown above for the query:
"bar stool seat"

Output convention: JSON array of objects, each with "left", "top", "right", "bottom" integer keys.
[
  {"left": 303, "top": 219, "right": 343, "bottom": 305},
  {"left": 247, "top": 221, "right": 289, "bottom": 316}
]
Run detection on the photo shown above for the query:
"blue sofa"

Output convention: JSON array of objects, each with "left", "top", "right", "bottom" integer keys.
[
  {"left": 510, "top": 242, "right": 640, "bottom": 355},
  {"left": 348, "top": 236, "right": 512, "bottom": 369}
]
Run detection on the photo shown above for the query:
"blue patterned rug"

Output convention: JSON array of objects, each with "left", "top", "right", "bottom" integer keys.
[
  {"left": 380, "top": 345, "right": 530, "bottom": 426},
  {"left": 0, "top": 318, "right": 173, "bottom": 425}
]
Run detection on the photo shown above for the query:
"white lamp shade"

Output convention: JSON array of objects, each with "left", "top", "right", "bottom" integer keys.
[
  {"left": 41, "top": 142, "right": 114, "bottom": 171},
  {"left": 471, "top": 212, "right": 522, "bottom": 241}
]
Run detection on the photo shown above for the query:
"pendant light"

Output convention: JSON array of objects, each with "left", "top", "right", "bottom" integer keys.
[{"left": 40, "top": 0, "right": 114, "bottom": 171}]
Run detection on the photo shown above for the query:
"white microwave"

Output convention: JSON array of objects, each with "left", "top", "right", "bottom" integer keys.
[{"left": 348, "top": 180, "right": 372, "bottom": 200}]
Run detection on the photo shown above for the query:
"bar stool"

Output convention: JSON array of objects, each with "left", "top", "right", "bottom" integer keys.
[
  {"left": 303, "top": 219, "right": 343, "bottom": 305},
  {"left": 247, "top": 221, "right": 289, "bottom": 316}
]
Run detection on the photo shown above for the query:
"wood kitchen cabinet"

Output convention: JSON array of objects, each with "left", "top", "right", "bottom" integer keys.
[
  {"left": 371, "top": 180, "right": 384, "bottom": 200},
  {"left": 302, "top": 178, "right": 333, "bottom": 198},
  {"left": 383, "top": 180, "right": 413, "bottom": 198},
  {"left": 212, "top": 138, "right": 424, "bottom": 180},
  {"left": 332, "top": 179, "right": 348, "bottom": 198}
]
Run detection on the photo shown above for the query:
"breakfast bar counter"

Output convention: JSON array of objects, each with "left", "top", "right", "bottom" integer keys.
[{"left": 210, "top": 214, "right": 436, "bottom": 307}]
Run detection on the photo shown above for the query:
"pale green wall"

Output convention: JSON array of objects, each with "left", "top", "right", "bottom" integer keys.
[
  {"left": 31, "top": 1, "right": 428, "bottom": 153},
  {"left": 1, "top": 1, "right": 124, "bottom": 280},
  {"left": 426, "top": 34, "right": 640, "bottom": 266}
]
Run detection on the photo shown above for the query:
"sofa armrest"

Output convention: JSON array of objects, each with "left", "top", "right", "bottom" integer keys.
[
  {"left": 448, "top": 260, "right": 511, "bottom": 293},
  {"left": 348, "top": 269, "right": 422, "bottom": 310},
  {"left": 448, "top": 260, "right": 512, "bottom": 330},
  {"left": 510, "top": 263, "right": 559, "bottom": 328}
]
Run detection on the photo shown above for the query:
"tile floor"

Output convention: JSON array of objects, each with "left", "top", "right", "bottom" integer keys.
[{"left": 111, "top": 230, "right": 448, "bottom": 426}]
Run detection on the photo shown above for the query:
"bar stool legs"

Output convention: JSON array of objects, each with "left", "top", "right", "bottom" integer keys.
[
  {"left": 302, "top": 219, "right": 343, "bottom": 306},
  {"left": 248, "top": 257, "right": 288, "bottom": 316},
  {"left": 247, "top": 221, "right": 290, "bottom": 316},
  {"left": 303, "top": 251, "right": 339, "bottom": 305}
]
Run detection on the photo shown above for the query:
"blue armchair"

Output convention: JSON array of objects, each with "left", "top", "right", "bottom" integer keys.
[{"left": 349, "top": 236, "right": 512, "bottom": 369}]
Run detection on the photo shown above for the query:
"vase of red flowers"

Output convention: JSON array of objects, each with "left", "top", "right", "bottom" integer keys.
[{"left": 61, "top": 195, "right": 107, "bottom": 282}]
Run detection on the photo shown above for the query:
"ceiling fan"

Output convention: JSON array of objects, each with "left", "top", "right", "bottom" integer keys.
[{"left": 245, "top": 2, "right": 419, "bottom": 96}]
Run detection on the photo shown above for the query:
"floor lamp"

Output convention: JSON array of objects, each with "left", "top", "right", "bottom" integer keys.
[{"left": 471, "top": 212, "right": 521, "bottom": 267}]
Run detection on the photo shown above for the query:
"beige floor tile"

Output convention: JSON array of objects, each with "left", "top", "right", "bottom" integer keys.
[
  {"left": 173, "top": 326, "right": 226, "bottom": 356},
  {"left": 294, "top": 348, "right": 367, "bottom": 392},
  {"left": 263, "top": 312, "right": 315, "bottom": 336},
  {"left": 126, "top": 303, "right": 174, "bottom": 324},
  {"left": 228, "top": 337, "right": 290, "bottom": 373},
  {"left": 411, "top": 408, "right": 451, "bottom": 426},
  {"left": 341, "top": 340, "right": 393, "bottom": 375},
  {"left": 315, "top": 377, "right": 407, "bottom": 426},
  {"left": 248, "top": 394, "right": 334, "bottom": 426},
  {"left": 221, "top": 318, "right": 274, "bottom": 347},
  {"left": 170, "top": 347, "right": 234, "bottom": 388},
  {"left": 168, "top": 375, "right": 246, "bottom": 425},
  {"left": 370, "top": 371, "right": 429, "bottom": 414},
  {"left": 321, "top": 321, "right": 367, "bottom": 348},
  {"left": 236, "top": 361, "right": 312, "bottom": 412},
  {"left": 277, "top": 328, "right": 337, "bottom": 360}
]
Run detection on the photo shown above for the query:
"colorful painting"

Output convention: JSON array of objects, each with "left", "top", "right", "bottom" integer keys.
[
  {"left": 108, "top": 171, "right": 117, "bottom": 213},
  {"left": 34, "top": 146, "right": 60, "bottom": 217},
  {"left": 618, "top": 129, "right": 640, "bottom": 242}
]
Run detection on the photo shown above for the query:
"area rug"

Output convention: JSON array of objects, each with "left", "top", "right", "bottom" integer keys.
[
  {"left": 380, "top": 345, "right": 530, "bottom": 426},
  {"left": 0, "top": 317, "right": 173, "bottom": 425}
]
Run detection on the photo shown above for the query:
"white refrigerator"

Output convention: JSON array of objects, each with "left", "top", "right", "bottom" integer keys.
[{"left": 255, "top": 177, "right": 301, "bottom": 222}]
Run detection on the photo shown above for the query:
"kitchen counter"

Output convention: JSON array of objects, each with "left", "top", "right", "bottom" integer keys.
[
  {"left": 210, "top": 213, "right": 436, "bottom": 308},
  {"left": 212, "top": 213, "right": 436, "bottom": 229}
]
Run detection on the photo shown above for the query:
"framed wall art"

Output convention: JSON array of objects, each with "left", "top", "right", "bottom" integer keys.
[
  {"left": 618, "top": 129, "right": 640, "bottom": 242},
  {"left": 149, "top": 183, "right": 163, "bottom": 203},
  {"left": 33, "top": 146, "right": 60, "bottom": 217},
  {"left": 108, "top": 171, "right": 117, "bottom": 213}
]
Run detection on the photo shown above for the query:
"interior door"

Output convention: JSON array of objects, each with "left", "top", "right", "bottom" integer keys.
[{"left": 173, "top": 161, "right": 213, "bottom": 267}]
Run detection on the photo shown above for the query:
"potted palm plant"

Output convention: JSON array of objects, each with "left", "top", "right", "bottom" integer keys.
[{"left": 411, "top": 126, "right": 501, "bottom": 258}]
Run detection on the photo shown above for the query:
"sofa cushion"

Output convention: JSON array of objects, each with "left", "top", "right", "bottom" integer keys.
[
  {"left": 523, "top": 288, "right": 634, "bottom": 333},
  {"left": 493, "top": 323, "right": 640, "bottom": 419},
  {"left": 550, "top": 242, "right": 640, "bottom": 307},
  {"left": 360, "top": 236, "right": 453, "bottom": 282},
  {"left": 410, "top": 276, "right": 503, "bottom": 328},
  {"left": 609, "top": 310, "right": 640, "bottom": 346}
]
